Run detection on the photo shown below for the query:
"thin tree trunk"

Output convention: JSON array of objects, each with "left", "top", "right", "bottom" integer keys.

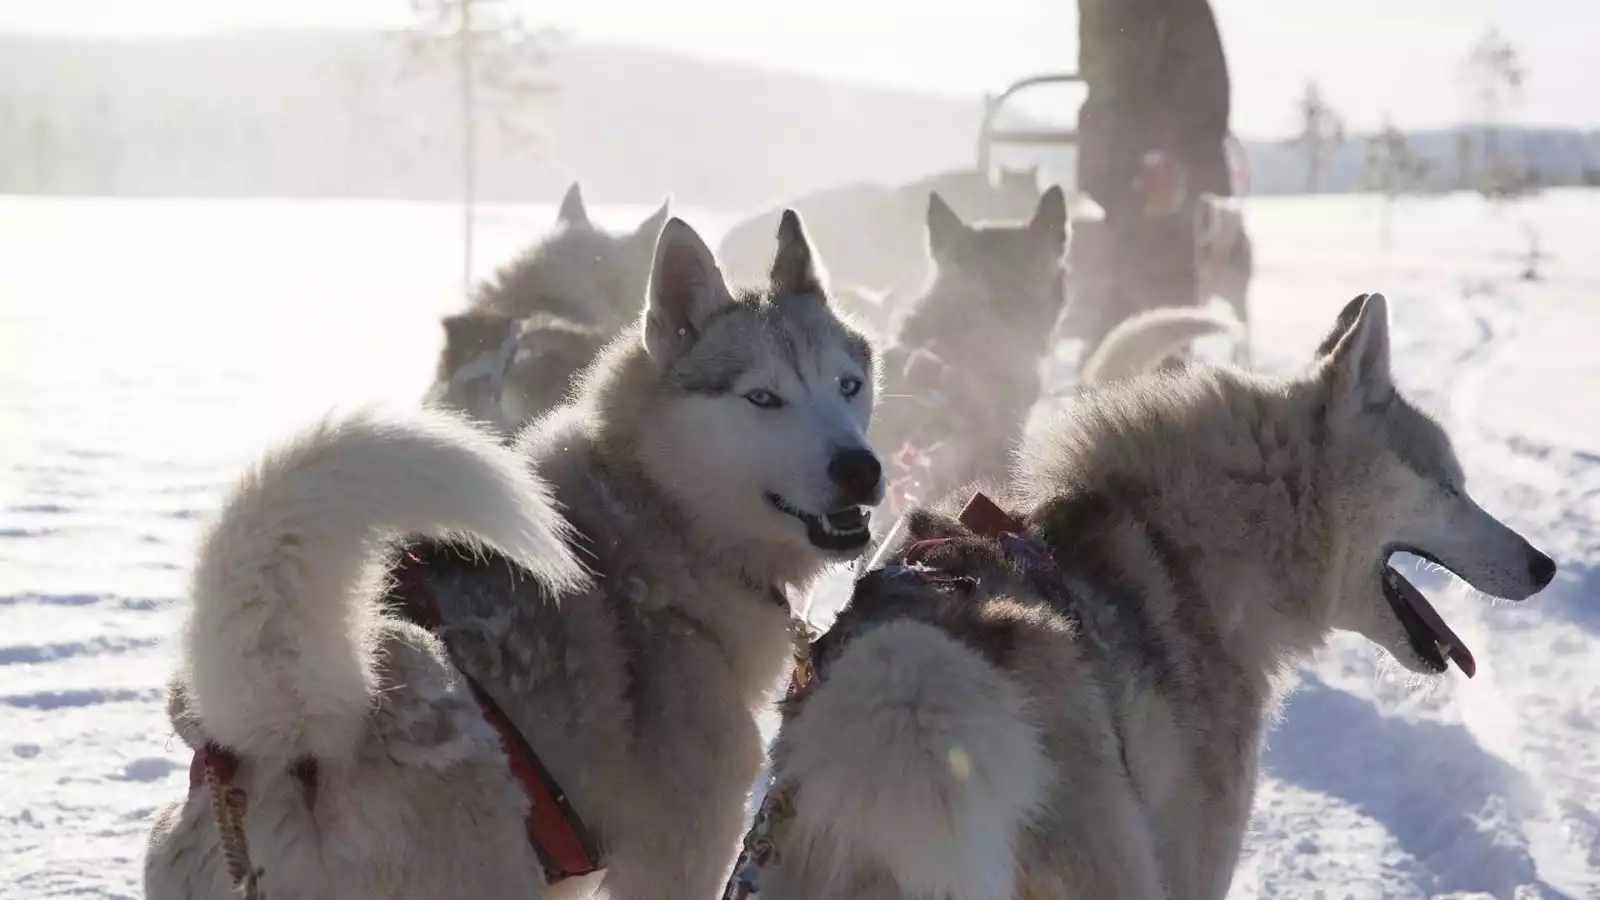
[{"left": 460, "top": 0, "right": 475, "bottom": 296}]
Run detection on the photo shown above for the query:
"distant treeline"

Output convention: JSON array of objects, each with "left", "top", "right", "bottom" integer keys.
[{"left": 0, "top": 32, "right": 1595, "bottom": 207}]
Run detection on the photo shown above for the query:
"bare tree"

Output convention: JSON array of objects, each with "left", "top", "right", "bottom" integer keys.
[
  {"left": 1454, "top": 130, "right": 1477, "bottom": 192},
  {"left": 1287, "top": 80, "right": 1344, "bottom": 195},
  {"left": 1363, "top": 120, "right": 1430, "bottom": 248},
  {"left": 405, "top": 0, "right": 560, "bottom": 294},
  {"left": 1463, "top": 26, "right": 1526, "bottom": 198}
]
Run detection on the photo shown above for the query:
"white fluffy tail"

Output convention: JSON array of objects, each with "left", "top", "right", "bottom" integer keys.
[
  {"left": 182, "top": 407, "right": 582, "bottom": 765},
  {"left": 1079, "top": 305, "right": 1244, "bottom": 386},
  {"left": 776, "top": 621, "right": 1047, "bottom": 900}
]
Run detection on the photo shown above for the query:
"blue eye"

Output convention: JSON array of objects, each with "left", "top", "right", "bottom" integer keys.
[
  {"left": 745, "top": 389, "right": 785, "bottom": 409},
  {"left": 840, "top": 376, "right": 863, "bottom": 398}
]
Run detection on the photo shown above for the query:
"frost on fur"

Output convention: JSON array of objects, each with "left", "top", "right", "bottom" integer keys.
[
  {"left": 181, "top": 407, "right": 582, "bottom": 765},
  {"left": 778, "top": 621, "right": 1047, "bottom": 900}
]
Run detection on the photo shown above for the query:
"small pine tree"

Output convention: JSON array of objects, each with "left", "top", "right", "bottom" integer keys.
[
  {"left": 404, "top": 0, "right": 560, "bottom": 294},
  {"left": 1287, "top": 81, "right": 1345, "bottom": 195},
  {"left": 1464, "top": 27, "right": 1527, "bottom": 199},
  {"left": 1364, "top": 120, "right": 1429, "bottom": 248}
]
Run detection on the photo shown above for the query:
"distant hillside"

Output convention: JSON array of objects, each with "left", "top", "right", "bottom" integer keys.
[
  {"left": 0, "top": 32, "right": 987, "bottom": 208},
  {"left": 0, "top": 31, "right": 1595, "bottom": 206}
]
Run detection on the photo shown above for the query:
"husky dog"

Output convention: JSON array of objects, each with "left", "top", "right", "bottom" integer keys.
[
  {"left": 146, "top": 212, "right": 884, "bottom": 900},
  {"left": 872, "top": 186, "right": 1069, "bottom": 517},
  {"left": 1076, "top": 304, "right": 1243, "bottom": 387},
  {"left": 431, "top": 183, "right": 670, "bottom": 432},
  {"left": 424, "top": 308, "right": 524, "bottom": 435},
  {"left": 717, "top": 167, "right": 1042, "bottom": 314},
  {"left": 475, "top": 183, "right": 671, "bottom": 333},
  {"left": 759, "top": 293, "right": 1556, "bottom": 900},
  {"left": 427, "top": 308, "right": 613, "bottom": 438},
  {"left": 499, "top": 313, "right": 613, "bottom": 429}
]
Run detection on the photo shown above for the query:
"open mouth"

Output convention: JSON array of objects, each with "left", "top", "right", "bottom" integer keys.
[
  {"left": 1381, "top": 550, "right": 1476, "bottom": 678},
  {"left": 765, "top": 492, "right": 872, "bottom": 553}
]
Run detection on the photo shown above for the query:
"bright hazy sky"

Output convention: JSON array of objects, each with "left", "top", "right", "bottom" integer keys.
[{"left": 2, "top": 0, "right": 1592, "bottom": 138}]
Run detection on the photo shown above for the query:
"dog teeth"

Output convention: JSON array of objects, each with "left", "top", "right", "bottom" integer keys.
[{"left": 1436, "top": 641, "right": 1452, "bottom": 662}]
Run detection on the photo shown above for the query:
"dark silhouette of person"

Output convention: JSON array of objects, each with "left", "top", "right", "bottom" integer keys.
[{"left": 1073, "top": 0, "right": 1232, "bottom": 343}]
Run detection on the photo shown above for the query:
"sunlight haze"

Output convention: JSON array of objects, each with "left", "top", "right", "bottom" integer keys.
[{"left": 2, "top": 0, "right": 1592, "bottom": 138}]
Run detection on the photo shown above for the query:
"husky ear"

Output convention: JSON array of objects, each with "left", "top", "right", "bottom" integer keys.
[
  {"left": 644, "top": 218, "right": 734, "bottom": 364},
  {"left": 1029, "top": 185, "right": 1069, "bottom": 253},
  {"left": 439, "top": 310, "right": 517, "bottom": 372},
  {"left": 557, "top": 183, "right": 590, "bottom": 228},
  {"left": 1316, "top": 293, "right": 1394, "bottom": 404},
  {"left": 441, "top": 310, "right": 514, "bottom": 346},
  {"left": 771, "top": 208, "right": 828, "bottom": 298},
  {"left": 635, "top": 196, "right": 670, "bottom": 242},
  {"left": 926, "top": 191, "right": 966, "bottom": 259}
]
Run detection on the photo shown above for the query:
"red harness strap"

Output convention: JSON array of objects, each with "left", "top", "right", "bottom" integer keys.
[
  {"left": 185, "top": 552, "right": 603, "bottom": 887},
  {"left": 391, "top": 550, "right": 603, "bottom": 884},
  {"left": 189, "top": 741, "right": 238, "bottom": 789},
  {"left": 957, "top": 491, "right": 1027, "bottom": 538}
]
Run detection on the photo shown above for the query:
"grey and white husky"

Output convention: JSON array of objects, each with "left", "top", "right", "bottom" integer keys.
[
  {"left": 473, "top": 182, "right": 670, "bottom": 334},
  {"left": 428, "top": 183, "right": 671, "bottom": 435},
  {"left": 758, "top": 293, "right": 1556, "bottom": 900},
  {"left": 871, "top": 186, "right": 1070, "bottom": 517},
  {"left": 717, "top": 167, "right": 1044, "bottom": 333},
  {"left": 146, "top": 211, "right": 883, "bottom": 900},
  {"left": 424, "top": 306, "right": 524, "bottom": 434}
]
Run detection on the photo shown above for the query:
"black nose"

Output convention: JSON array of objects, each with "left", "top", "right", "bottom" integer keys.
[
  {"left": 828, "top": 448, "right": 882, "bottom": 506},
  {"left": 1528, "top": 549, "right": 1556, "bottom": 590}
]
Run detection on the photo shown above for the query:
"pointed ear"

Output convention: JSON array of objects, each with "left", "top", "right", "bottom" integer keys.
[
  {"left": 441, "top": 311, "right": 473, "bottom": 342},
  {"left": 643, "top": 218, "right": 734, "bottom": 364},
  {"left": 770, "top": 208, "right": 828, "bottom": 298},
  {"left": 926, "top": 191, "right": 966, "bottom": 259},
  {"left": 441, "top": 310, "right": 514, "bottom": 346},
  {"left": 1029, "top": 185, "right": 1069, "bottom": 249},
  {"left": 439, "top": 310, "right": 518, "bottom": 373},
  {"left": 1316, "top": 293, "right": 1394, "bottom": 405},
  {"left": 635, "top": 196, "right": 671, "bottom": 242},
  {"left": 557, "top": 183, "right": 590, "bottom": 228}
]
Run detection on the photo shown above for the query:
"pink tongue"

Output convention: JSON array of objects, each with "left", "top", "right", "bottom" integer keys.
[{"left": 1392, "top": 569, "right": 1476, "bottom": 678}]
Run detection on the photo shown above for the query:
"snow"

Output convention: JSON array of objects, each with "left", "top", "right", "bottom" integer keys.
[{"left": 1, "top": 191, "right": 1596, "bottom": 898}]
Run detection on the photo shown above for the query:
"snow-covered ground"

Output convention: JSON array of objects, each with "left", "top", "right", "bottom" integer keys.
[{"left": 1, "top": 191, "right": 1595, "bottom": 898}]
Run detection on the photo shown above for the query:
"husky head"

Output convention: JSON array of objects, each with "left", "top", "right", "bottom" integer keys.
[
  {"left": 872, "top": 187, "right": 1069, "bottom": 506},
  {"left": 633, "top": 211, "right": 882, "bottom": 570},
  {"left": 476, "top": 182, "right": 671, "bottom": 330},
  {"left": 1310, "top": 293, "right": 1555, "bottom": 677},
  {"left": 905, "top": 185, "right": 1069, "bottom": 339},
  {"left": 427, "top": 308, "right": 522, "bottom": 434}
]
